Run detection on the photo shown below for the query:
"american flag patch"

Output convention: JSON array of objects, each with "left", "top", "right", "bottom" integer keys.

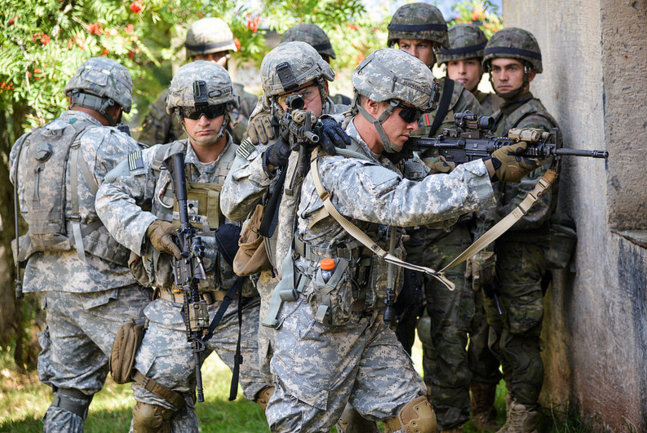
[{"left": 128, "top": 151, "right": 144, "bottom": 171}]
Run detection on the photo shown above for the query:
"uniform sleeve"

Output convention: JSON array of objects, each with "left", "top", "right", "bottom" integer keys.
[
  {"left": 95, "top": 146, "right": 159, "bottom": 255},
  {"left": 498, "top": 115, "right": 556, "bottom": 230},
  {"left": 313, "top": 156, "right": 495, "bottom": 227}
]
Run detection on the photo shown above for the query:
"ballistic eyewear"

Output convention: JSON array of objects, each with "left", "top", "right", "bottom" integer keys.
[{"left": 180, "top": 104, "right": 226, "bottom": 120}]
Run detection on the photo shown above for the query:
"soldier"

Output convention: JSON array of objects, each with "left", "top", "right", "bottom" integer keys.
[
  {"left": 437, "top": 24, "right": 501, "bottom": 116},
  {"left": 262, "top": 48, "right": 543, "bottom": 433},
  {"left": 138, "top": 17, "right": 257, "bottom": 145},
  {"left": 426, "top": 22, "right": 504, "bottom": 432},
  {"left": 220, "top": 40, "right": 365, "bottom": 431},
  {"left": 9, "top": 57, "right": 151, "bottom": 432},
  {"left": 480, "top": 28, "right": 561, "bottom": 433},
  {"left": 95, "top": 61, "right": 269, "bottom": 432},
  {"left": 246, "top": 23, "right": 351, "bottom": 146}
]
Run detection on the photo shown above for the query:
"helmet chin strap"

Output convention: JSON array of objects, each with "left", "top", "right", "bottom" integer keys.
[
  {"left": 357, "top": 100, "right": 403, "bottom": 153},
  {"left": 489, "top": 63, "right": 532, "bottom": 100}
]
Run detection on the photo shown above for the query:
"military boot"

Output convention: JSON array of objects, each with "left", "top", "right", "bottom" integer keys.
[
  {"left": 471, "top": 382, "right": 498, "bottom": 431},
  {"left": 496, "top": 400, "right": 537, "bottom": 433},
  {"left": 496, "top": 394, "right": 512, "bottom": 433}
]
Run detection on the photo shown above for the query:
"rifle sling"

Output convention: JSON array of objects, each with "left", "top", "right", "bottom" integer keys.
[
  {"left": 259, "top": 168, "right": 287, "bottom": 238},
  {"left": 428, "top": 78, "right": 455, "bottom": 137}
]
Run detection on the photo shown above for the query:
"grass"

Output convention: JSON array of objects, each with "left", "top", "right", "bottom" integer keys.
[{"left": 0, "top": 336, "right": 600, "bottom": 433}]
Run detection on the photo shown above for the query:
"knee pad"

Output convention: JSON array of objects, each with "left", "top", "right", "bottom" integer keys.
[
  {"left": 384, "top": 396, "right": 436, "bottom": 433},
  {"left": 132, "top": 402, "right": 174, "bottom": 433},
  {"left": 337, "top": 404, "right": 380, "bottom": 433},
  {"left": 51, "top": 388, "right": 93, "bottom": 420},
  {"left": 255, "top": 386, "right": 275, "bottom": 413}
]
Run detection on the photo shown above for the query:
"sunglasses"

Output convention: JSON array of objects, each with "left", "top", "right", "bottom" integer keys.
[
  {"left": 395, "top": 102, "right": 424, "bottom": 124},
  {"left": 180, "top": 104, "right": 226, "bottom": 120}
]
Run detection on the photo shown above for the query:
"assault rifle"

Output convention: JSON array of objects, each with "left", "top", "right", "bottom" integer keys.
[
  {"left": 403, "top": 111, "right": 609, "bottom": 163},
  {"left": 279, "top": 94, "right": 320, "bottom": 176},
  {"left": 168, "top": 152, "right": 209, "bottom": 403}
]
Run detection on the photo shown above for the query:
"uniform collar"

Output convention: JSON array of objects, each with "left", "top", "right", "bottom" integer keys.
[
  {"left": 500, "top": 91, "right": 534, "bottom": 115},
  {"left": 183, "top": 134, "right": 233, "bottom": 174},
  {"left": 60, "top": 110, "right": 104, "bottom": 127}
]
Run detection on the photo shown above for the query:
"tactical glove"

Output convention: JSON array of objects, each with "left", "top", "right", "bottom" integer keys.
[
  {"left": 247, "top": 112, "right": 275, "bottom": 145},
  {"left": 264, "top": 139, "right": 291, "bottom": 169},
  {"left": 317, "top": 117, "right": 350, "bottom": 156},
  {"left": 146, "top": 220, "right": 181, "bottom": 260},
  {"left": 424, "top": 155, "right": 456, "bottom": 174},
  {"left": 484, "top": 141, "right": 543, "bottom": 182}
]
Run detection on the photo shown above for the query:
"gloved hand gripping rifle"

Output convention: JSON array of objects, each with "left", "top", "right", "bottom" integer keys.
[
  {"left": 403, "top": 111, "right": 609, "bottom": 163},
  {"left": 279, "top": 95, "right": 320, "bottom": 176},
  {"left": 168, "top": 152, "right": 209, "bottom": 403}
]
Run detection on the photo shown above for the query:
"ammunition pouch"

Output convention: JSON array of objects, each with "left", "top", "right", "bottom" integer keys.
[
  {"left": 465, "top": 251, "right": 497, "bottom": 292},
  {"left": 545, "top": 223, "right": 577, "bottom": 270}
]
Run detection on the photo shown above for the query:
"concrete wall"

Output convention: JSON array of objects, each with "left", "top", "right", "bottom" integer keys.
[{"left": 503, "top": 1, "right": 647, "bottom": 430}]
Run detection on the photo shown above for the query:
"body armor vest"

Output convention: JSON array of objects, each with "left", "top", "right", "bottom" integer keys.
[{"left": 13, "top": 118, "right": 130, "bottom": 266}]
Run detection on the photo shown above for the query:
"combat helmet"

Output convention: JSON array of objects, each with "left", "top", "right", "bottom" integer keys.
[
  {"left": 436, "top": 24, "right": 488, "bottom": 65},
  {"left": 280, "top": 23, "right": 336, "bottom": 60},
  {"left": 482, "top": 27, "right": 542, "bottom": 73},
  {"left": 352, "top": 48, "right": 437, "bottom": 153},
  {"left": 65, "top": 57, "right": 133, "bottom": 126},
  {"left": 166, "top": 61, "right": 239, "bottom": 139},
  {"left": 387, "top": 3, "right": 449, "bottom": 50},
  {"left": 185, "top": 17, "right": 237, "bottom": 59}
]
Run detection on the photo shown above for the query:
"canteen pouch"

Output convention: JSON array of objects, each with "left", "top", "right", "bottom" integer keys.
[
  {"left": 110, "top": 318, "right": 146, "bottom": 384},
  {"left": 307, "top": 258, "right": 352, "bottom": 327},
  {"left": 465, "top": 251, "right": 497, "bottom": 291}
]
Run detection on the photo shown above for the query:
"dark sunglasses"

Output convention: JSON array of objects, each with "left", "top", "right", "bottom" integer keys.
[
  {"left": 180, "top": 104, "right": 226, "bottom": 120},
  {"left": 395, "top": 102, "right": 424, "bottom": 124}
]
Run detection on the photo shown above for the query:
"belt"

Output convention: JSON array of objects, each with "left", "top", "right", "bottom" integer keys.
[{"left": 157, "top": 290, "right": 225, "bottom": 304}]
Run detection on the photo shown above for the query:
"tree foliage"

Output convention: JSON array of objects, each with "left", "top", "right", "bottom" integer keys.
[{"left": 448, "top": 0, "right": 503, "bottom": 37}]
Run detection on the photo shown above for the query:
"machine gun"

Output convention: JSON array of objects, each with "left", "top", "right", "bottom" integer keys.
[
  {"left": 168, "top": 152, "right": 209, "bottom": 403},
  {"left": 279, "top": 95, "right": 320, "bottom": 176},
  {"left": 403, "top": 111, "right": 609, "bottom": 163}
]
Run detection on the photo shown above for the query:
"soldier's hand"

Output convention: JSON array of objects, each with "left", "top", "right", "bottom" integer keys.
[
  {"left": 264, "top": 139, "right": 291, "bottom": 170},
  {"left": 318, "top": 118, "right": 350, "bottom": 156},
  {"left": 424, "top": 155, "right": 456, "bottom": 174},
  {"left": 146, "top": 220, "right": 181, "bottom": 260},
  {"left": 247, "top": 112, "right": 275, "bottom": 145},
  {"left": 485, "top": 141, "right": 544, "bottom": 182}
]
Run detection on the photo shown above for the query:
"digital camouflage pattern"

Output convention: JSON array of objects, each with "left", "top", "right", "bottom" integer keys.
[
  {"left": 137, "top": 83, "right": 257, "bottom": 146},
  {"left": 387, "top": 2, "right": 449, "bottom": 49},
  {"left": 65, "top": 57, "right": 133, "bottom": 112},
  {"left": 281, "top": 23, "right": 336, "bottom": 59},
  {"left": 264, "top": 117, "right": 495, "bottom": 430},
  {"left": 261, "top": 41, "right": 334, "bottom": 97},
  {"left": 95, "top": 137, "right": 266, "bottom": 427},
  {"left": 352, "top": 48, "right": 437, "bottom": 111},
  {"left": 483, "top": 27, "right": 543, "bottom": 73},
  {"left": 436, "top": 24, "right": 488, "bottom": 65},
  {"left": 184, "top": 17, "right": 237, "bottom": 59},
  {"left": 486, "top": 92, "right": 560, "bottom": 407},
  {"left": 10, "top": 108, "right": 150, "bottom": 432}
]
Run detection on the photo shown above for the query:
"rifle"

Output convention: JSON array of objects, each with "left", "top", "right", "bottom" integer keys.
[
  {"left": 278, "top": 95, "right": 320, "bottom": 176},
  {"left": 403, "top": 111, "right": 609, "bottom": 163},
  {"left": 168, "top": 152, "right": 209, "bottom": 403}
]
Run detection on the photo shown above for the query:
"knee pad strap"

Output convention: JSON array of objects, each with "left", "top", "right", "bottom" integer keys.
[
  {"left": 51, "top": 388, "right": 93, "bottom": 420},
  {"left": 132, "top": 402, "right": 175, "bottom": 433},
  {"left": 385, "top": 396, "right": 436, "bottom": 433}
]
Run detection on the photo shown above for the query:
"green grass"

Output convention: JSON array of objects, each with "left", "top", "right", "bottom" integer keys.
[{"left": 0, "top": 336, "right": 600, "bottom": 433}]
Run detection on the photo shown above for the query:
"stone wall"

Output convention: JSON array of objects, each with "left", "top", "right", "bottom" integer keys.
[{"left": 503, "top": 0, "right": 647, "bottom": 430}]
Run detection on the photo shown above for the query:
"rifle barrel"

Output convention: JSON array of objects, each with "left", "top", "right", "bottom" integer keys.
[{"left": 554, "top": 148, "right": 608, "bottom": 158}]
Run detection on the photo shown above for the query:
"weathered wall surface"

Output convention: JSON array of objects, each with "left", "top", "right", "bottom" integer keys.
[{"left": 503, "top": 1, "right": 647, "bottom": 430}]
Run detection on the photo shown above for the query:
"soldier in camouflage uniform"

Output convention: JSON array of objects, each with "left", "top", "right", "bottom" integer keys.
[
  {"left": 388, "top": 6, "right": 489, "bottom": 432},
  {"left": 434, "top": 22, "right": 504, "bottom": 431},
  {"left": 9, "top": 57, "right": 151, "bottom": 433},
  {"left": 437, "top": 24, "right": 501, "bottom": 116},
  {"left": 480, "top": 28, "right": 561, "bottom": 433},
  {"left": 261, "top": 48, "right": 543, "bottom": 433},
  {"left": 138, "top": 17, "right": 257, "bottom": 145},
  {"left": 95, "top": 61, "right": 268, "bottom": 432},
  {"left": 246, "top": 24, "right": 351, "bottom": 146}
]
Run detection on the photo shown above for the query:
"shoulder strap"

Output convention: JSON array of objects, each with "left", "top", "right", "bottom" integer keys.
[
  {"left": 310, "top": 157, "right": 455, "bottom": 290},
  {"left": 428, "top": 78, "right": 455, "bottom": 137}
]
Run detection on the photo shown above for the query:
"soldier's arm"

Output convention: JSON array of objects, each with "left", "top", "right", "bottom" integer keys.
[
  {"left": 95, "top": 146, "right": 159, "bottom": 255},
  {"left": 314, "top": 156, "right": 494, "bottom": 228}
]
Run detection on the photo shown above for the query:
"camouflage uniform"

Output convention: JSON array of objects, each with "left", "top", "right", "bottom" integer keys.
[
  {"left": 264, "top": 48, "right": 496, "bottom": 433},
  {"left": 137, "top": 18, "right": 257, "bottom": 145},
  {"left": 280, "top": 23, "right": 352, "bottom": 105},
  {"left": 95, "top": 61, "right": 266, "bottom": 432},
  {"left": 9, "top": 58, "right": 151, "bottom": 432},
  {"left": 481, "top": 28, "right": 560, "bottom": 432}
]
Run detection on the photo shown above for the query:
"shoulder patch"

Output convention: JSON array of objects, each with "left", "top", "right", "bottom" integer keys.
[
  {"left": 236, "top": 138, "right": 256, "bottom": 160},
  {"left": 128, "top": 150, "right": 144, "bottom": 171}
]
